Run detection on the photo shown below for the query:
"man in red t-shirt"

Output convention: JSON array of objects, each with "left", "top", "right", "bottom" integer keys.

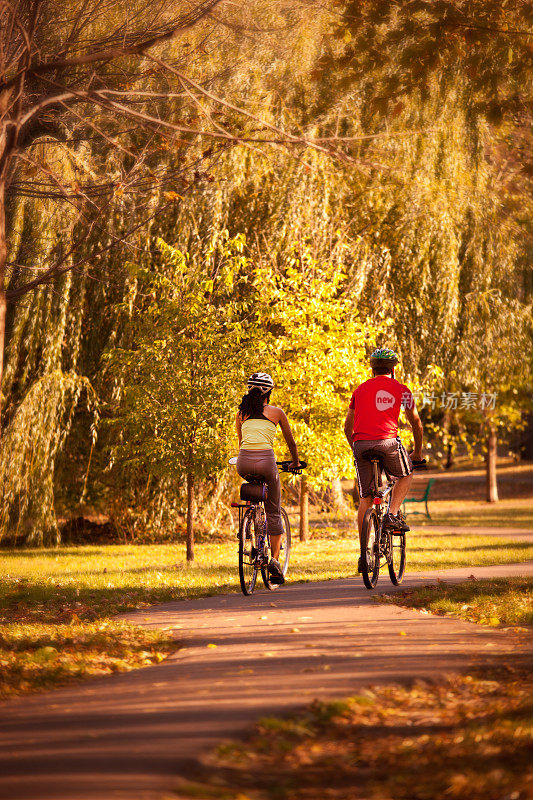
[{"left": 344, "top": 348, "right": 424, "bottom": 572}]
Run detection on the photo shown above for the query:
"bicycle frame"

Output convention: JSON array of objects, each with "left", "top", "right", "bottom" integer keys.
[
  {"left": 360, "top": 452, "right": 426, "bottom": 589},
  {"left": 231, "top": 501, "right": 269, "bottom": 565},
  {"left": 369, "top": 460, "right": 394, "bottom": 523},
  {"left": 366, "top": 459, "right": 399, "bottom": 564}
]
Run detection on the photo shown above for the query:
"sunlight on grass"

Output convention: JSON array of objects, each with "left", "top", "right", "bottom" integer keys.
[
  {"left": 377, "top": 577, "right": 533, "bottom": 628},
  {"left": 2, "top": 533, "right": 531, "bottom": 612},
  {"left": 0, "top": 620, "right": 174, "bottom": 698},
  {"left": 410, "top": 498, "right": 533, "bottom": 528}
]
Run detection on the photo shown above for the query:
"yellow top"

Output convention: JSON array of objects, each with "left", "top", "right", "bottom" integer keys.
[{"left": 240, "top": 417, "right": 277, "bottom": 450}]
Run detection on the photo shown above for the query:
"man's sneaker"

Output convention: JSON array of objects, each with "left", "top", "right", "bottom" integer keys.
[
  {"left": 268, "top": 558, "right": 285, "bottom": 584},
  {"left": 382, "top": 512, "right": 410, "bottom": 532},
  {"left": 357, "top": 556, "right": 364, "bottom": 573}
]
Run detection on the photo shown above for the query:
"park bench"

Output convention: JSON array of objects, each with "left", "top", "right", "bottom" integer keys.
[{"left": 402, "top": 478, "right": 435, "bottom": 520}]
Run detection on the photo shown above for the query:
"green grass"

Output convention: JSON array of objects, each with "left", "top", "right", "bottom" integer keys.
[
  {"left": 306, "top": 498, "right": 533, "bottom": 532},
  {"left": 171, "top": 663, "right": 533, "bottom": 800},
  {"left": 1, "top": 529, "right": 531, "bottom": 697},
  {"left": 408, "top": 498, "right": 533, "bottom": 529},
  {"left": 377, "top": 577, "right": 533, "bottom": 628}
]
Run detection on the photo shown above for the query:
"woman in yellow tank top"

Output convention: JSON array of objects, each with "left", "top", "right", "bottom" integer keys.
[{"left": 236, "top": 373, "right": 299, "bottom": 584}]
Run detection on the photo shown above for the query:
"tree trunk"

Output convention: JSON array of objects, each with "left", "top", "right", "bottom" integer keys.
[
  {"left": 299, "top": 475, "right": 309, "bottom": 542},
  {"left": 442, "top": 409, "right": 454, "bottom": 470},
  {"left": 0, "top": 180, "right": 6, "bottom": 437},
  {"left": 330, "top": 476, "right": 350, "bottom": 513},
  {"left": 445, "top": 442, "right": 454, "bottom": 470},
  {"left": 485, "top": 425, "right": 499, "bottom": 503},
  {"left": 186, "top": 471, "right": 194, "bottom": 561}
]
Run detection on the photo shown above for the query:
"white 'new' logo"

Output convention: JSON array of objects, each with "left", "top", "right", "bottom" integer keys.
[{"left": 375, "top": 390, "right": 395, "bottom": 411}]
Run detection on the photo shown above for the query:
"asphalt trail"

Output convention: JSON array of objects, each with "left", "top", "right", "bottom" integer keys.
[{"left": 1, "top": 562, "right": 532, "bottom": 800}]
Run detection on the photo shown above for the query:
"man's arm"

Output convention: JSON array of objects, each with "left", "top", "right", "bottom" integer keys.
[
  {"left": 344, "top": 407, "right": 354, "bottom": 449},
  {"left": 404, "top": 404, "right": 423, "bottom": 460}
]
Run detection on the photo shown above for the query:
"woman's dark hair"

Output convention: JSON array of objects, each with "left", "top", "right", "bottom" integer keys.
[{"left": 239, "top": 387, "right": 272, "bottom": 419}]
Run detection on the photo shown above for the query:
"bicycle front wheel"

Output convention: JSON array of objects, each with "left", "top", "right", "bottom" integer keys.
[
  {"left": 239, "top": 509, "right": 258, "bottom": 595},
  {"left": 361, "top": 507, "right": 380, "bottom": 590},
  {"left": 388, "top": 532, "right": 406, "bottom": 585},
  {"left": 261, "top": 508, "right": 291, "bottom": 590}
]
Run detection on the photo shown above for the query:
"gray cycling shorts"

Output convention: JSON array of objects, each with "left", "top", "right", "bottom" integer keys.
[
  {"left": 352, "top": 438, "right": 412, "bottom": 497},
  {"left": 236, "top": 449, "right": 283, "bottom": 536}
]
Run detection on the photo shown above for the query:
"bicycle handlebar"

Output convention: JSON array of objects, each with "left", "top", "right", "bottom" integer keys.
[
  {"left": 228, "top": 456, "right": 307, "bottom": 473},
  {"left": 277, "top": 460, "right": 307, "bottom": 474},
  {"left": 412, "top": 458, "right": 428, "bottom": 470}
]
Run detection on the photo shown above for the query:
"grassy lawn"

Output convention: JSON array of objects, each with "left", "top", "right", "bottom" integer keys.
[
  {"left": 377, "top": 577, "right": 533, "bottom": 628},
  {"left": 407, "top": 498, "right": 533, "bottom": 529},
  {"left": 306, "top": 498, "right": 533, "bottom": 533},
  {"left": 172, "top": 662, "right": 533, "bottom": 800},
  {"left": 1, "top": 525, "right": 531, "bottom": 698}
]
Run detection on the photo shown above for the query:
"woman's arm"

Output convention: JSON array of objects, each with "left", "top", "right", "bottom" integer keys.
[
  {"left": 278, "top": 409, "right": 299, "bottom": 466},
  {"left": 235, "top": 412, "right": 242, "bottom": 447}
]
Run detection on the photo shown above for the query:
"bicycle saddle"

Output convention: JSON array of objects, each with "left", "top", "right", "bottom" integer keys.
[
  {"left": 360, "top": 448, "right": 385, "bottom": 463},
  {"left": 243, "top": 474, "right": 265, "bottom": 485}
]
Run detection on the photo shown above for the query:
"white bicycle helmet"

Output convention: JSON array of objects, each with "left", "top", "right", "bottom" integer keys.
[{"left": 247, "top": 372, "right": 274, "bottom": 394}]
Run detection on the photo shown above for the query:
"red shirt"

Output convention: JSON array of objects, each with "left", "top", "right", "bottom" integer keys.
[{"left": 349, "top": 376, "right": 413, "bottom": 442}]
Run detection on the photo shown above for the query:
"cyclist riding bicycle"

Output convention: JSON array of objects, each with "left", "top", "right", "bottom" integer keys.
[
  {"left": 236, "top": 373, "right": 299, "bottom": 584},
  {"left": 344, "top": 349, "right": 424, "bottom": 573}
]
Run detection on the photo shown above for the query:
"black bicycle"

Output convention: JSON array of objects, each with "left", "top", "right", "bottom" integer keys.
[
  {"left": 359, "top": 450, "right": 427, "bottom": 590},
  {"left": 230, "top": 459, "right": 307, "bottom": 596}
]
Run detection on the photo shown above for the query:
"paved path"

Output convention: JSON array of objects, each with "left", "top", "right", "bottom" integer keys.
[{"left": 1, "top": 563, "right": 532, "bottom": 800}]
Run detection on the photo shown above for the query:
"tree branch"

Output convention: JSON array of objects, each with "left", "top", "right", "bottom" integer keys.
[{"left": 0, "top": 0, "right": 224, "bottom": 92}]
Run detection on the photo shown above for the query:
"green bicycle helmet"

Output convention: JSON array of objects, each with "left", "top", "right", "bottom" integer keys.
[{"left": 369, "top": 348, "right": 399, "bottom": 368}]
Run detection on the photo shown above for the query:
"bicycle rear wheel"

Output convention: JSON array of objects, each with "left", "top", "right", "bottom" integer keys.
[
  {"left": 261, "top": 507, "right": 291, "bottom": 590},
  {"left": 388, "top": 532, "right": 406, "bottom": 585},
  {"left": 361, "top": 507, "right": 380, "bottom": 590},
  {"left": 239, "top": 509, "right": 258, "bottom": 595}
]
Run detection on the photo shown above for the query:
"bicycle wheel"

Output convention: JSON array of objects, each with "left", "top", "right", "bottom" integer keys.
[
  {"left": 388, "top": 531, "right": 406, "bottom": 585},
  {"left": 261, "top": 507, "right": 291, "bottom": 590},
  {"left": 361, "top": 507, "right": 380, "bottom": 590},
  {"left": 239, "top": 509, "right": 258, "bottom": 595}
]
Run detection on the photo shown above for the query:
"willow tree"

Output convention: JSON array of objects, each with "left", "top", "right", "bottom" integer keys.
[
  {"left": 454, "top": 209, "right": 532, "bottom": 501},
  {"left": 0, "top": 0, "right": 328, "bottom": 427},
  {"left": 319, "top": 0, "right": 533, "bottom": 131},
  {"left": 0, "top": 0, "right": 335, "bottom": 542}
]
